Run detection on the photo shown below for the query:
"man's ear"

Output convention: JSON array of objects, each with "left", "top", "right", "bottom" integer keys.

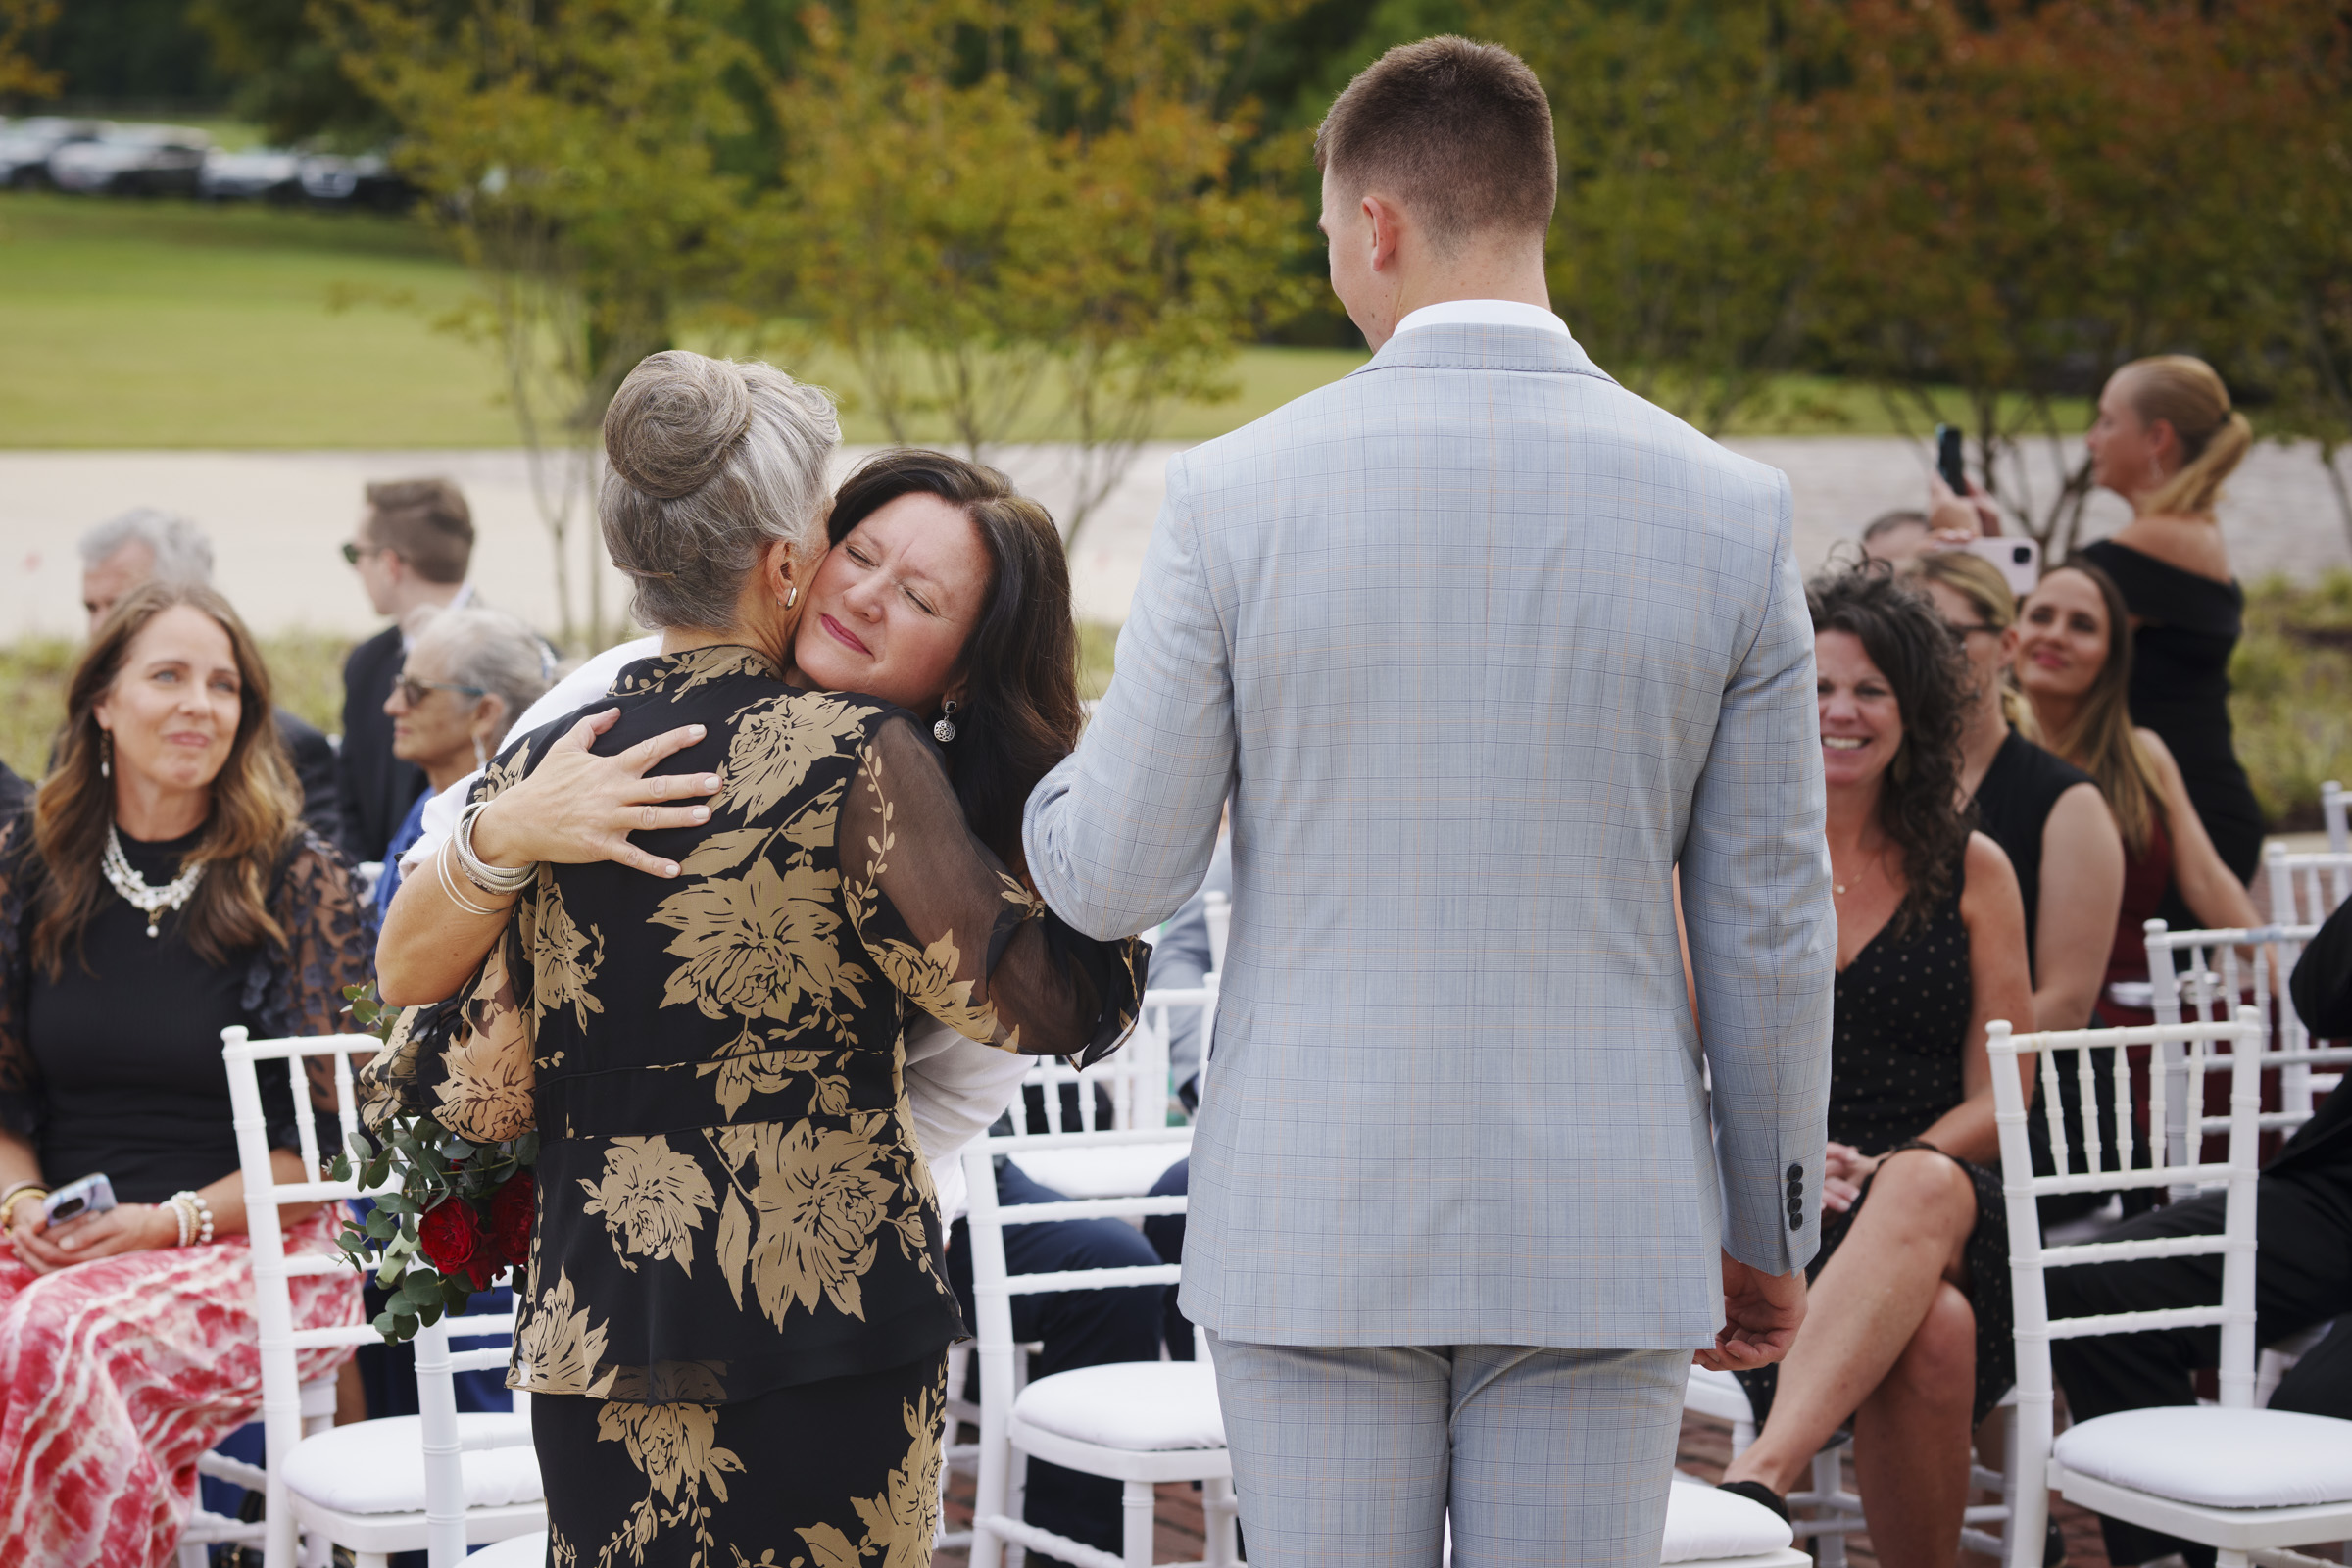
[{"left": 1362, "top": 192, "right": 1406, "bottom": 274}]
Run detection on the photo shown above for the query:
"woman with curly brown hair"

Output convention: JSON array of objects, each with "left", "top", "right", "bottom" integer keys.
[
  {"left": 0, "top": 581, "right": 371, "bottom": 1565},
  {"left": 1716, "top": 570, "right": 2034, "bottom": 1568}
]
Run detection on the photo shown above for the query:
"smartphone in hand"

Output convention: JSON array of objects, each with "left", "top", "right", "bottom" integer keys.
[
  {"left": 43, "top": 1173, "right": 117, "bottom": 1230},
  {"left": 1935, "top": 424, "right": 1968, "bottom": 495}
]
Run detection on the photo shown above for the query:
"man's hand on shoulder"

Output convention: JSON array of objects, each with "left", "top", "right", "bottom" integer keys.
[{"left": 1696, "top": 1251, "right": 1806, "bottom": 1372}]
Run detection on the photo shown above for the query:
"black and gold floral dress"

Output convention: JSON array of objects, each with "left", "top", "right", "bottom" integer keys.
[{"left": 367, "top": 646, "right": 1143, "bottom": 1568}]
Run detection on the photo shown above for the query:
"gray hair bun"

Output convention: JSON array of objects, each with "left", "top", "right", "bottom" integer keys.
[{"left": 603, "top": 350, "right": 756, "bottom": 501}]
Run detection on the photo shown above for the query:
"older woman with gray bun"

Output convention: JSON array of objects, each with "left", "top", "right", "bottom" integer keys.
[{"left": 374, "top": 351, "right": 1142, "bottom": 1565}]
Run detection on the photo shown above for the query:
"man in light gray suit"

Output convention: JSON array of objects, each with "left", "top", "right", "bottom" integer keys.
[{"left": 1024, "top": 37, "right": 1833, "bottom": 1567}]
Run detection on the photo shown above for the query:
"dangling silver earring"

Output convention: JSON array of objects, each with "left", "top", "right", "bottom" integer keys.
[
  {"left": 933, "top": 700, "right": 958, "bottom": 745},
  {"left": 783, "top": 584, "right": 798, "bottom": 610},
  {"left": 99, "top": 731, "right": 112, "bottom": 779}
]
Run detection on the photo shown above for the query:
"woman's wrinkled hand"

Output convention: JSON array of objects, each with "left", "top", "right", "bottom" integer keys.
[
  {"left": 1927, "top": 472, "right": 2003, "bottom": 542},
  {"left": 1822, "top": 1142, "right": 1880, "bottom": 1213},
  {"left": 13, "top": 1204, "right": 176, "bottom": 1275},
  {"left": 467, "top": 709, "right": 724, "bottom": 879}
]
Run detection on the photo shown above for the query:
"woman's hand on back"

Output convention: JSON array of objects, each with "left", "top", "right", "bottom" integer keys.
[{"left": 468, "top": 709, "right": 725, "bottom": 879}]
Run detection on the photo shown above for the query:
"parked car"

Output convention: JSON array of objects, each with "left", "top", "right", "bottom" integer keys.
[
  {"left": 0, "top": 118, "right": 107, "bottom": 188},
  {"left": 200, "top": 147, "right": 305, "bottom": 202},
  {"left": 48, "top": 124, "right": 212, "bottom": 197},
  {"left": 298, "top": 152, "right": 415, "bottom": 212}
]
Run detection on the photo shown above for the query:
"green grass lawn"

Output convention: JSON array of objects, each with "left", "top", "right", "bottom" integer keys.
[{"left": 1, "top": 188, "right": 2093, "bottom": 449}]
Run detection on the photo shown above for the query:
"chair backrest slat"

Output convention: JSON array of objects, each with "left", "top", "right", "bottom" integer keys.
[{"left": 2326, "top": 779, "right": 2348, "bottom": 854}]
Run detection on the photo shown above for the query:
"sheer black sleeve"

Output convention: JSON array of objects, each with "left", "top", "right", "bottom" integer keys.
[
  {"left": 842, "top": 716, "right": 1146, "bottom": 1064},
  {"left": 254, "top": 831, "right": 377, "bottom": 1141},
  {"left": 0, "top": 815, "right": 41, "bottom": 1144}
]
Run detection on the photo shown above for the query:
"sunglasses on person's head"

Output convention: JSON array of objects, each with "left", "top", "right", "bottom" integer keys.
[{"left": 395, "top": 674, "right": 487, "bottom": 707}]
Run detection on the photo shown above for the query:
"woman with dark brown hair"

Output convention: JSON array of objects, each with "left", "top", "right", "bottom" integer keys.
[
  {"left": 0, "top": 581, "right": 371, "bottom": 1565},
  {"left": 1715, "top": 570, "right": 2034, "bottom": 1568}
]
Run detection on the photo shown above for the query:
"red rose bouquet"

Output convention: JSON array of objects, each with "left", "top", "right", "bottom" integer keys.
[{"left": 336, "top": 985, "right": 536, "bottom": 1344}]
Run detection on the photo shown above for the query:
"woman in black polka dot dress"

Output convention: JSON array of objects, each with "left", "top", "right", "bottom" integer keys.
[{"left": 1717, "top": 571, "right": 2036, "bottom": 1568}]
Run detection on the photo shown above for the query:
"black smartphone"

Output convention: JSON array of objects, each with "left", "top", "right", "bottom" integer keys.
[{"left": 1935, "top": 424, "right": 1967, "bottom": 494}]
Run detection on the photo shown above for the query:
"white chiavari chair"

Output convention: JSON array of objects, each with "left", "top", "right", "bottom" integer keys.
[
  {"left": 2323, "top": 780, "right": 2347, "bottom": 855},
  {"left": 225, "top": 1026, "right": 544, "bottom": 1568},
  {"left": 962, "top": 1125, "right": 1231, "bottom": 1568},
  {"left": 2267, "top": 844, "right": 2352, "bottom": 929},
  {"left": 1995, "top": 1007, "right": 2352, "bottom": 1568}
]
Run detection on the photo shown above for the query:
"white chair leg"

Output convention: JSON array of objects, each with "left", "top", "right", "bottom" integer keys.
[
  {"left": 1811, "top": 1446, "right": 1849, "bottom": 1568},
  {"left": 1123, "top": 1478, "right": 1156, "bottom": 1567},
  {"left": 1730, "top": 1416, "right": 1756, "bottom": 1457},
  {"left": 177, "top": 1542, "right": 210, "bottom": 1568},
  {"left": 1203, "top": 1474, "right": 1240, "bottom": 1567}
]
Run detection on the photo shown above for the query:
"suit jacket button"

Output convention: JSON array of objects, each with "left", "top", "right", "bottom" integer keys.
[
  {"left": 1788, "top": 1213, "right": 1803, "bottom": 1230},
  {"left": 1787, "top": 1163, "right": 1803, "bottom": 1180}
]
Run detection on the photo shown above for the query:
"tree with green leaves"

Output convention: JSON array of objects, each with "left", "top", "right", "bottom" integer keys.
[
  {"left": 323, "top": 0, "right": 758, "bottom": 650},
  {"left": 1472, "top": 0, "right": 1812, "bottom": 436},
  {"left": 762, "top": 0, "right": 1318, "bottom": 547},
  {"left": 0, "top": 0, "right": 59, "bottom": 103}
]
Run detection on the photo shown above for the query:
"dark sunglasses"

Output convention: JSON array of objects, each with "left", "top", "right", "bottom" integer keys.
[
  {"left": 394, "top": 674, "right": 487, "bottom": 707},
  {"left": 1942, "top": 621, "right": 2001, "bottom": 644},
  {"left": 341, "top": 541, "right": 393, "bottom": 566}
]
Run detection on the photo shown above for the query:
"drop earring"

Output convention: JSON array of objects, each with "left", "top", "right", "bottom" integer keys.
[
  {"left": 99, "top": 731, "right": 112, "bottom": 779},
  {"left": 933, "top": 700, "right": 958, "bottom": 745},
  {"left": 783, "top": 584, "right": 799, "bottom": 610}
]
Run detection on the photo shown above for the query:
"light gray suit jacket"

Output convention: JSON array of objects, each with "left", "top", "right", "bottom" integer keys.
[{"left": 1024, "top": 322, "right": 1834, "bottom": 1348}]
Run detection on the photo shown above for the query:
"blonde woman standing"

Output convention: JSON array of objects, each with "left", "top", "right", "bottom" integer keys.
[{"left": 2078, "top": 355, "right": 2263, "bottom": 891}]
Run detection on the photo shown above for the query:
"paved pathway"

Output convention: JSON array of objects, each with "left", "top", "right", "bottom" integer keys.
[{"left": 0, "top": 437, "right": 2340, "bottom": 643}]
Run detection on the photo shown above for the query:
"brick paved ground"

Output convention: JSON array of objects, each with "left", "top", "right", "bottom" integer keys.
[{"left": 932, "top": 1405, "right": 2121, "bottom": 1568}]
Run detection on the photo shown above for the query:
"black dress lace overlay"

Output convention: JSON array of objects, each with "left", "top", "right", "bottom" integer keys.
[
  {"left": 1737, "top": 856, "right": 2015, "bottom": 1429},
  {"left": 0, "top": 815, "right": 375, "bottom": 1201}
]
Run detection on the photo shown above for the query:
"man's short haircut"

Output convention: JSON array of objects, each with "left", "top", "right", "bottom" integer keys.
[
  {"left": 78, "top": 509, "right": 215, "bottom": 587},
  {"left": 363, "top": 477, "right": 474, "bottom": 584},
  {"left": 1314, "top": 36, "right": 1558, "bottom": 250}
]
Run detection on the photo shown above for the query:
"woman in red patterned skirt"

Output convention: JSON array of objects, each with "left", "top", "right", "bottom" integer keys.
[{"left": 0, "top": 581, "right": 372, "bottom": 1566}]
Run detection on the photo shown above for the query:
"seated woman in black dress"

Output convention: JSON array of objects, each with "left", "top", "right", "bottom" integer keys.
[
  {"left": 2078, "top": 355, "right": 2263, "bottom": 900},
  {"left": 1717, "top": 571, "right": 2034, "bottom": 1568},
  {"left": 0, "top": 581, "right": 372, "bottom": 1566},
  {"left": 1907, "top": 549, "right": 2123, "bottom": 1032},
  {"left": 372, "top": 351, "right": 1144, "bottom": 1567}
]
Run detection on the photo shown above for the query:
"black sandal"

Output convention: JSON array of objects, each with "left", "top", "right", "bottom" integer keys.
[{"left": 1716, "top": 1479, "right": 1790, "bottom": 1525}]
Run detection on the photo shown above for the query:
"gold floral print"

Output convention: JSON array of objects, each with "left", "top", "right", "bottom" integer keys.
[
  {"left": 651, "top": 858, "right": 869, "bottom": 1031},
  {"left": 868, "top": 930, "right": 1002, "bottom": 1046},
  {"left": 579, "top": 1136, "right": 717, "bottom": 1276},
  {"left": 596, "top": 1399, "right": 746, "bottom": 1568},
  {"left": 850, "top": 1376, "right": 945, "bottom": 1568},
  {"left": 549, "top": 1525, "right": 577, "bottom": 1568},
  {"left": 535, "top": 878, "right": 607, "bottom": 1031},
  {"left": 710, "top": 1120, "right": 899, "bottom": 1324},
  {"left": 718, "top": 694, "right": 875, "bottom": 820},
  {"left": 609, "top": 643, "right": 774, "bottom": 699},
  {"left": 515, "top": 1267, "right": 617, "bottom": 1398}
]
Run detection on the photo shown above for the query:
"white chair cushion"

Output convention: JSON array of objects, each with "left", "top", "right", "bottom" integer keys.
[
  {"left": 466, "top": 1529, "right": 549, "bottom": 1566},
  {"left": 2055, "top": 1406, "right": 2352, "bottom": 1508},
  {"left": 281, "top": 1413, "right": 544, "bottom": 1514},
  {"left": 1663, "top": 1472, "right": 1796, "bottom": 1562},
  {"left": 1012, "top": 1361, "right": 1225, "bottom": 1451},
  {"left": 1008, "top": 1141, "right": 1190, "bottom": 1200}
]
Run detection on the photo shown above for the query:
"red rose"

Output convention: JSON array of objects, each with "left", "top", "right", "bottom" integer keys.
[
  {"left": 488, "top": 1173, "right": 534, "bottom": 1274},
  {"left": 417, "top": 1198, "right": 489, "bottom": 1289}
]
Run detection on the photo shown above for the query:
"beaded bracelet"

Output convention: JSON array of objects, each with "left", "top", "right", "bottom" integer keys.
[{"left": 168, "top": 1190, "right": 214, "bottom": 1248}]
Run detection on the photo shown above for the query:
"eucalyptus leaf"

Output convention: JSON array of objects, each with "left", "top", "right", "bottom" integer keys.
[{"left": 389, "top": 1294, "right": 419, "bottom": 1317}]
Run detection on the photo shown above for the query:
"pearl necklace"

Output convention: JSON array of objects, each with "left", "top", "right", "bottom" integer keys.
[{"left": 101, "top": 827, "right": 206, "bottom": 938}]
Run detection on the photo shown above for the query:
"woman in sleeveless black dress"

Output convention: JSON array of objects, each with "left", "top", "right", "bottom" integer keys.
[{"left": 1717, "top": 573, "right": 2034, "bottom": 1568}]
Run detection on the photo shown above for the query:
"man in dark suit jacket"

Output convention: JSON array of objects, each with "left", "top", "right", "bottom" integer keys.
[
  {"left": 2048, "top": 897, "right": 2352, "bottom": 1566},
  {"left": 79, "top": 510, "right": 341, "bottom": 841},
  {"left": 336, "top": 478, "right": 475, "bottom": 862}
]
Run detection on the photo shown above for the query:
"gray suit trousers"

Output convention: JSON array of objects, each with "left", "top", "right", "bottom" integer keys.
[{"left": 1205, "top": 1331, "right": 1688, "bottom": 1568}]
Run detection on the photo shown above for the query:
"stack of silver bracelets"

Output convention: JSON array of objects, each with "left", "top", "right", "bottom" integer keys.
[{"left": 434, "top": 801, "right": 540, "bottom": 916}]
